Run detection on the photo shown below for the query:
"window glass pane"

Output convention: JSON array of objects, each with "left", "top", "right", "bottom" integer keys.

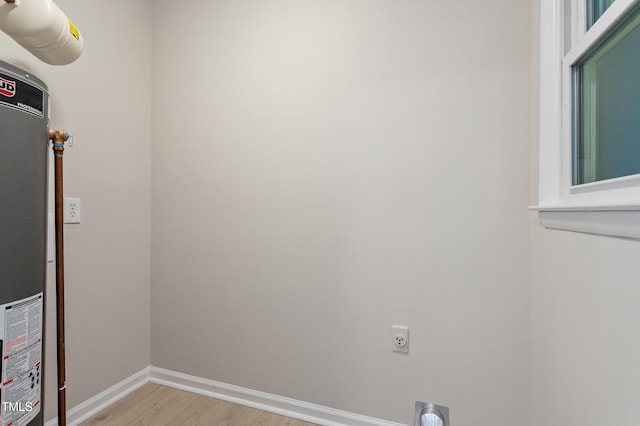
[
  {"left": 587, "top": 0, "right": 617, "bottom": 28},
  {"left": 575, "top": 6, "right": 640, "bottom": 184}
]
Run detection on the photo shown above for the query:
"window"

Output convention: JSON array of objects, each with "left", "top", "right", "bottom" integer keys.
[
  {"left": 588, "top": 0, "right": 617, "bottom": 27},
  {"left": 534, "top": 0, "right": 640, "bottom": 239},
  {"left": 576, "top": 4, "right": 640, "bottom": 184}
]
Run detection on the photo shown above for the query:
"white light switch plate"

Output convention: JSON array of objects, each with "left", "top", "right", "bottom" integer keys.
[{"left": 47, "top": 212, "right": 54, "bottom": 262}]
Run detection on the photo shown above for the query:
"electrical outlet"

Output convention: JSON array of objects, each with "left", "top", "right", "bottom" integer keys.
[
  {"left": 64, "top": 197, "right": 81, "bottom": 224},
  {"left": 392, "top": 325, "right": 409, "bottom": 353}
]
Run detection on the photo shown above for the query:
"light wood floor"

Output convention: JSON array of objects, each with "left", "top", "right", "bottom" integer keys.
[{"left": 79, "top": 382, "right": 317, "bottom": 426}]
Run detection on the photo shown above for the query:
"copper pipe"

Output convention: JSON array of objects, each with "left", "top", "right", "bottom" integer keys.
[{"left": 49, "top": 129, "right": 68, "bottom": 426}]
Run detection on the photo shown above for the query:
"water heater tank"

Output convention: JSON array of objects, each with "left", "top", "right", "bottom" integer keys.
[{"left": 0, "top": 60, "right": 48, "bottom": 426}]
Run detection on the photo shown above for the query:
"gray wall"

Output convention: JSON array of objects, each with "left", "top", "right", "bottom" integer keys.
[
  {"left": 529, "top": 2, "right": 640, "bottom": 424},
  {"left": 150, "top": 1, "right": 531, "bottom": 424},
  {"left": 5, "top": 2, "right": 635, "bottom": 426},
  {"left": 0, "top": 0, "right": 152, "bottom": 421},
  {"left": 530, "top": 224, "right": 640, "bottom": 426}
]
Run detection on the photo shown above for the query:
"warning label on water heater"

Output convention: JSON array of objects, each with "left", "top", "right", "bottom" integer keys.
[
  {"left": 0, "top": 72, "right": 44, "bottom": 119},
  {"left": 0, "top": 293, "right": 43, "bottom": 426}
]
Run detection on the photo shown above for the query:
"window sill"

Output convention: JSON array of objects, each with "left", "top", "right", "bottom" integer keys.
[{"left": 531, "top": 205, "right": 640, "bottom": 240}]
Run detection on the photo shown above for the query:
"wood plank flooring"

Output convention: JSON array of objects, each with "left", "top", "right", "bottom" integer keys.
[{"left": 79, "top": 382, "right": 317, "bottom": 426}]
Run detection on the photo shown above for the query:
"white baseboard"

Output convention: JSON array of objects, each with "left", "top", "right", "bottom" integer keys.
[
  {"left": 44, "top": 366, "right": 407, "bottom": 426},
  {"left": 149, "top": 366, "right": 408, "bottom": 426},
  {"left": 45, "top": 367, "right": 150, "bottom": 426}
]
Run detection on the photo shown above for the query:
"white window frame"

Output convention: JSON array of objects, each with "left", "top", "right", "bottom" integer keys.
[{"left": 533, "top": 0, "right": 640, "bottom": 239}]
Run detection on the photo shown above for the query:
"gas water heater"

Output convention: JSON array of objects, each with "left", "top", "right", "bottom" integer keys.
[{"left": 0, "top": 60, "right": 48, "bottom": 426}]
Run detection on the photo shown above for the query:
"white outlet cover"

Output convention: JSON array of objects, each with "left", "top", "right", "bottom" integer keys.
[
  {"left": 392, "top": 325, "right": 409, "bottom": 353},
  {"left": 47, "top": 212, "right": 54, "bottom": 262},
  {"left": 64, "top": 197, "right": 81, "bottom": 224}
]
